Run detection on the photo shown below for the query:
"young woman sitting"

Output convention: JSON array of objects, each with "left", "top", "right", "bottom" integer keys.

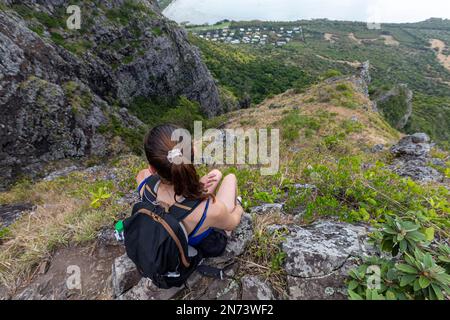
[{"left": 135, "top": 124, "right": 244, "bottom": 257}]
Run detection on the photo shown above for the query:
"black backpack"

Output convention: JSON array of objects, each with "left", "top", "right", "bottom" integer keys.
[{"left": 122, "top": 175, "right": 204, "bottom": 289}]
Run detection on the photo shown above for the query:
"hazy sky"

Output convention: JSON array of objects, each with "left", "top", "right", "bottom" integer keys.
[{"left": 164, "top": 0, "right": 450, "bottom": 24}]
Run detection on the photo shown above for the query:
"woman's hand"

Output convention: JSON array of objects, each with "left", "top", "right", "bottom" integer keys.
[{"left": 201, "top": 169, "right": 223, "bottom": 194}]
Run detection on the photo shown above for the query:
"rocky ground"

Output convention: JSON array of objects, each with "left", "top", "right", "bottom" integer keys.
[{"left": 2, "top": 206, "right": 372, "bottom": 300}]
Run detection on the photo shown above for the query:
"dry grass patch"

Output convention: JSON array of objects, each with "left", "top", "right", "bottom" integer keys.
[{"left": 0, "top": 155, "right": 145, "bottom": 291}]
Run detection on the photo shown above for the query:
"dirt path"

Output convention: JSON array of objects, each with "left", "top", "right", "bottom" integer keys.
[
  {"left": 315, "top": 54, "right": 361, "bottom": 68},
  {"left": 348, "top": 33, "right": 363, "bottom": 44},
  {"left": 324, "top": 33, "right": 337, "bottom": 43},
  {"left": 430, "top": 39, "right": 450, "bottom": 72},
  {"left": 348, "top": 33, "right": 399, "bottom": 46},
  {"left": 380, "top": 35, "right": 399, "bottom": 46},
  {"left": 9, "top": 241, "right": 124, "bottom": 300}
]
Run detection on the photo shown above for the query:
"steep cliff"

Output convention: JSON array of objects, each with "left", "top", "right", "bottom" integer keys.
[{"left": 0, "top": 0, "right": 221, "bottom": 189}]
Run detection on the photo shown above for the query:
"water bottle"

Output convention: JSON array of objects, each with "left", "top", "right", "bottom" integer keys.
[{"left": 114, "top": 220, "right": 124, "bottom": 242}]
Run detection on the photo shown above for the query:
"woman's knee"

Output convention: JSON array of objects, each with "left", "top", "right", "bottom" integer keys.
[{"left": 223, "top": 173, "right": 237, "bottom": 184}]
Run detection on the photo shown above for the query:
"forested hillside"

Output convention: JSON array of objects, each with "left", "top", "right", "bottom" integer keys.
[{"left": 188, "top": 18, "right": 450, "bottom": 148}]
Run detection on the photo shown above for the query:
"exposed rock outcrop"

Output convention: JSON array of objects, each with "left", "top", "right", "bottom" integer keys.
[
  {"left": 273, "top": 220, "right": 371, "bottom": 300},
  {"left": 324, "top": 61, "right": 377, "bottom": 111},
  {"left": 390, "top": 133, "right": 444, "bottom": 182},
  {"left": 0, "top": 0, "right": 221, "bottom": 189},
  {"left": 0, "top": 203, "right": 34, "bottom": 228},
  {"left": 241, "top": 275, "right": 275, "bottom": 300}
]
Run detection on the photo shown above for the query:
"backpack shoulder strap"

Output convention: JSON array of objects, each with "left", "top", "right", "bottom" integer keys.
[
  {"left": 141, "top": 174, "right": 161, "bottom": 203},
  {"left": 132, "top": 200, "right": 165, "bottom": 217},
  {"left": 169, "top": 198, "right": 203, "bottom": 221}
]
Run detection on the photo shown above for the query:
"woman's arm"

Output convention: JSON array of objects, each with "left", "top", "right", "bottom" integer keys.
[{"left": 136, "top": 168, "right": 154, "bottom": 197}]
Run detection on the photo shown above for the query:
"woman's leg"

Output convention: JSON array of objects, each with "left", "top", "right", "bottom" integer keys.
[
  {"left": 200, "top": 169, "right": 223, "bottom": 194},
  {"left": 216, "top": 174, "right": 238, "bottom": 213}
]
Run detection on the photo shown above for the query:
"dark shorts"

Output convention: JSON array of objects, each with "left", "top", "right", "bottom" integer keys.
[{"left": 195, "top": 229, "right": 228, "bottom": 258}]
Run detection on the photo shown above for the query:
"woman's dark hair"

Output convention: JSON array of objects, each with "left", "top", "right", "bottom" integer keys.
[{"left": 144, "top": 124, "right": 208, "bottom": 201}]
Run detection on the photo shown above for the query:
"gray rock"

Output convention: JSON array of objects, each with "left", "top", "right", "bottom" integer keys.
[
  {"left": 118, "top": 278, "right": 183, "bottom": 300},
  {"left": 391, "top": 134, "right": 431, "bottom": 157},
  {"left": 431, "top": 158, "right": 447, "bottom": 168},
  {"left": 391, "top": 158, "right": 443, "bottom": 183},
  {"left": 43, "top": 166, "right": 80, "bottom": 181},
  {"left": 250, "top": 203, "right": 284, "bottom": 216},
  {"left": 111, "top": 254, "right": 141, "bottom": 298},
  {"left": 290, "top": 184, "right": 317, "bottom": 192},
  {"left": 287, "top": 259, "right": 358, "bottom": 300},
  {"left": 225, "top": 213, "right": 253, "bottom": 256},
  {"left": 196, "top": 278, "right": 240, "bottom": 300},
  {"left": 241, "top": 276, "right": 275, "bottom": 300},
  {"left": 281, "top": 221, "right": 367, "bottom": 278},
  {"left": 371, "top": 144, "right": 385, "bottom": 153},
  {"left": 411, "top": 133, "right": 430, "bottom": 144},
  {"left": 277, "top": 221, "right": 370, "bottom": 300},
  {"left": 389, "top": 133, "right": 443, "bottom": 183},
  {"left": 0, "top": 203, "right": 34, "bottom": 228},
  {"left": 97, "top": 227, "right": 121, "bottom": 247}
]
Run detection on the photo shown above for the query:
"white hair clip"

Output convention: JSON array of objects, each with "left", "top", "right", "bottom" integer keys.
[{"left": 167, "top": 148, "right": 183, "bottom": 164}]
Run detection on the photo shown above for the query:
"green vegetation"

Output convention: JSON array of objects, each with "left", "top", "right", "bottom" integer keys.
[
  {"left": 189, "top": 19, "right": 450, "bottom": 147},
  {"left": 376, "top": 86, "right": 410, "bottom": 129},
  {"left": 99, "top": 114, "right": 146, "bottom": 155},
  {"left": 128, "top": 96, "right": 205, "bottom": 132},
  {"left": 63, "top": 81, "right": 93, "bottom": 111},
  {"left": 105, "top": 0, "right": 154, "bottom": 25},
  {"left": 405, "top": 94, "right": 450, "bottom": 150},
  {"left": 277, "top": 110, "right": 321, "bottom": 142},
  {"left": 190, "top": 35, "right": 313, "bottom": 105}
]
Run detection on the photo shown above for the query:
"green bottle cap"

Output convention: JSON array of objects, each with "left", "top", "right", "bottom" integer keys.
[{"left": 115, "top": 220, "right": 124, "bottom": 233}]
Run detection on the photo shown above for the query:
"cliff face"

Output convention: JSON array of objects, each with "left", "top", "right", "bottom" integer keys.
[{"left": 0, "top": 0, "right": 221, "bottom": 189}]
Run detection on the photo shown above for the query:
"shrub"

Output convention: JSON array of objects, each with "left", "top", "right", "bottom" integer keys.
[{"left": 321, "top": 69, "right": 343, "bottom": 79}]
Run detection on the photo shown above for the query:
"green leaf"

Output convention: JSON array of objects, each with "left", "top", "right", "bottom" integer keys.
[
  {"left": 423, "top": 253, "right": 433, "bottom": 269},
  {"left": 348, "top": 280, "right": 359, "bottom": 291},
  {"left": 348, "top": 290, "right": 363, "bottom": 300},
  {"left": 381, "top": 239, "right": 394, "bottom": 252},
  {"left": 371, "top": 290, "right": 385, "bottom": 300},
  {"left": 419, "top": 276, "right": 431, "bottom": 289},
  {"left": 424, "top": 227, "right": 435, "bottom": 242},
  {"left": 431, "top": 283, "right": 444, "bottom": 300},
  {"left": 408, "top": 230, "right": 426, "bottom": 242},
  {"left": 399, "top": 240, "right": 407, "bottom": 252},
  {"left": 400, "top": 275, "right": 416, "bottom": 287},
  {"left": 401, "top": 221, "right": 419, "bottom": 232},
  {"left": 396, "top": 263, "right": 418, "bottom": 274},
  {"left": 413, "top": 279, "right": 421, "bottom": 292},
  {"left": 385, "top": 290, "right": 397, "bottom": 300}
]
